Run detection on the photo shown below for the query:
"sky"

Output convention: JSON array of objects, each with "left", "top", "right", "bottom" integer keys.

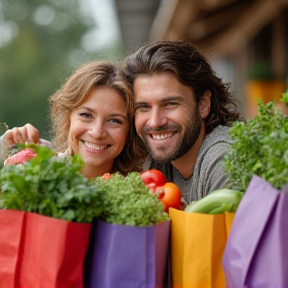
[{"left": 80, "top": 0, "right": 121, "bottom": 52}]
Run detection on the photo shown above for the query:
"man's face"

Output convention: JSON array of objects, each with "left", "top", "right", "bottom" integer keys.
[{"left": 133, "top": 71, "right": 208, "bottom": 163}]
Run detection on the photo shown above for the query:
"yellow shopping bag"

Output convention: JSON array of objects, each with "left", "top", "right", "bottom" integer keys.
[{"left": 169, "top": 208, "right": 234, "bottom": 288}]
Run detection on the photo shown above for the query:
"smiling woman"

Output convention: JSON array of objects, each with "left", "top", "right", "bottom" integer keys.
[{"left": 0, "top": 61, "right": 147, "bottom": 178}]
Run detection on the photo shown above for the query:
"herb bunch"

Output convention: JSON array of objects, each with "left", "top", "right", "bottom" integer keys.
[
  {"left": 92, "top": 172, "right": 170, "bottom": 226},
  {"left": 224, "top": 92, "right": 288, "bottom": 192},
  {"left": 0, "top": 145, "right": 102, "bottom": 223}
]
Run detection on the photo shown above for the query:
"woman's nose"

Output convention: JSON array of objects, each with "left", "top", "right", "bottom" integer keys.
[{"left": 88, "top": 121, "right": 106, "bottom": 138}]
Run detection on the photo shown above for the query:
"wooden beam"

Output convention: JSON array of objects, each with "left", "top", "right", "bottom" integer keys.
[
  {"left": 271, "top": 13, "right": 286, "bottom": 79},
  {"left": 198, "top": 0, "right": 284, "bottom": 58},
  {"left": 200, "top": 0, "right": 239, "bottom": 10},
  {"left": 149, "top": 0, "right": 201, "bottom": 41},
  {"left": 187, "top": 3, "right": 249, "bottom": 41}
]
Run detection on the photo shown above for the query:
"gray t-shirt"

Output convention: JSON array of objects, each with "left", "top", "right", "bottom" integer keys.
[{"left": 146, "top": 125, "right": 233, "bottom": 203}]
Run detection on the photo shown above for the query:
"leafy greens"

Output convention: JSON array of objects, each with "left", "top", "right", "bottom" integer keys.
[
  {"left": 0, "top": 145, "right": 102, "bottom": 223},
  {"left": 224, "top": 92, "right": 288, "bottom": 192},
  {"left": 91, "top": 172, "right": 170, "bottom": 226}
]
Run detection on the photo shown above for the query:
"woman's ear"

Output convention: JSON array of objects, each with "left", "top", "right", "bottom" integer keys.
[{"left": 199, "top": 90, "right": 211, "bottom": 119}]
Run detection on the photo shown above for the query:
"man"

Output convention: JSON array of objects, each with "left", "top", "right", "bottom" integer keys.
[{"left": 123, "top": 40, "right": 242, "bottom": 203}]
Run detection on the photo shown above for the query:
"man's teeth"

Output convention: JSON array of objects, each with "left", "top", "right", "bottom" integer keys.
[
  {"left": 84, "top": 141, "right": 108, "bottom": 150},
  {"left": 151, "top": 133, "right": 173, "bottom": 140}
]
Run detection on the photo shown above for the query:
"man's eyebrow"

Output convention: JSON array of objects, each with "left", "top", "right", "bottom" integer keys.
[
  {"left": 162, "top": 95, "right": 185, "bottom": 102},
  {"left": 135, "top": 96, "right": 184, "bottom": 105}
]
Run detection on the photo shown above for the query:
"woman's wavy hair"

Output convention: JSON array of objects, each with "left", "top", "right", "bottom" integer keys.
[
  {"left": 123, "top": 40, "right": 242, "bottom": 133},
  {"left": 49, "top": 60, "right": 147, "bottom": 174}
]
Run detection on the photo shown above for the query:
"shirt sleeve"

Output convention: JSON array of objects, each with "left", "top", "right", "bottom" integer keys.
[{"left": 0, "top": 134, "right": 9, "bottom": 164}]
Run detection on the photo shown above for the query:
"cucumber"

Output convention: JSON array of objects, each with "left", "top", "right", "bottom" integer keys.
[{"left": 184, "top": 188, "right": 243, "bottom": 214}]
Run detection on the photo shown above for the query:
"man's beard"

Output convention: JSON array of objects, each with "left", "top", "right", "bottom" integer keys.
[{"left": 145, "top": 110, "right": 203, "bottom": 163}]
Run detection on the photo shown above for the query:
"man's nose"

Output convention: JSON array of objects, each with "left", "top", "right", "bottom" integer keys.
[{"left": 148, "top": 107, "right": 166, "bottom": 128}]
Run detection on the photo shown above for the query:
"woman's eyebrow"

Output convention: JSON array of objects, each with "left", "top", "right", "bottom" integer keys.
[{"left": 77, "top": 106, "right": 127, "bottom": 119}]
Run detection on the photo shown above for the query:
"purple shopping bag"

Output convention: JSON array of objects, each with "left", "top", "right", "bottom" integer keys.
[
  {"left": 223, "top": 175, "right": 288, "bottom": 288},
  {"left": 84, "top": 219, "right": 171, "bottom": 288}
]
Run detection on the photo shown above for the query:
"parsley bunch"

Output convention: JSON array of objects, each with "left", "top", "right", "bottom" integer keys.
[
  {"left": 92, "top": 172, "right": 170, "bottom": 226},
  {"left": 224, "top": 92, "right": 288, "bottom": 192},
  {"left": 0, "top": 145, "right": 102, "bottom": 223}
]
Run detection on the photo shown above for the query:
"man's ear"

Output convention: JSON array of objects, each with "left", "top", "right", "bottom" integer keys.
[{"left": 199, "top": 90, "right": 211, "bottom": 119}]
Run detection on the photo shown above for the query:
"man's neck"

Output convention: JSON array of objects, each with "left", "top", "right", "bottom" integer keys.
[{"left": 171, "top": 124, "right": 206, "bottom": 179}]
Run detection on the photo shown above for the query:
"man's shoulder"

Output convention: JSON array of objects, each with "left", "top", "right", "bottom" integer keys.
[
  {"left": 208, "top": 125, "right": 232, "bottom": 142},
  {"left": 201, "top": 125, "right": 232, "bottom": 153}
]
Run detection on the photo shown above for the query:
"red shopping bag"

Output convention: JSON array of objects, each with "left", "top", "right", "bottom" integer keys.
[
  {"left": 0, "top": 210, "right": 25, "bottom": 288},
  {"left": 19, "top": 212, "right": 91, "bottom": 288},
  {"left": 0, "top": 210, "right": 91, "bottom": 288}
]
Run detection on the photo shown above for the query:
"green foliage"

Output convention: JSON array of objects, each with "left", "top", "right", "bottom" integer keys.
[
  {"left": 0, "top": 0, "right": 124, "bottom": 138},
  {"left": 0, "top": 145, "right": 103, "bottom": 223},
  {"left": 224, "top": 92, "right": 288, "bottom": 192},
  {"left": 91, "top": 172, "right": 170, "bottom": 226},
  {"left": 247, "top": 60, "right": 276, "bottom": 81}
]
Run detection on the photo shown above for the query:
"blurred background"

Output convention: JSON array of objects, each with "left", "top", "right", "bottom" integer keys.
[{"left": 1, "top": 0, "right": 287, "bottom": 139}]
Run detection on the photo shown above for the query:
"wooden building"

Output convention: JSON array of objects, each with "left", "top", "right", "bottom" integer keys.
[{"left": 115, "top": 0, "right": 288, "bottom": 118}]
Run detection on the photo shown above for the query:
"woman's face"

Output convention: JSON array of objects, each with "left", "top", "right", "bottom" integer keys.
[{"left": 69, "top": 86, "right": 129, "bottom": 178}]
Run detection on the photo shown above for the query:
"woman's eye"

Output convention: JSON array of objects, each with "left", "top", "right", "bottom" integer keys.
[
  {"left": 79, "top": 113, "right": 93, "bottom": 119},
  {"left": 108, "top": 118, "right": 122, "bottom": 124}
]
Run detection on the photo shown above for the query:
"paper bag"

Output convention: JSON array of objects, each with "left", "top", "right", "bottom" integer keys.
[
  {"left": 0, "top": 210, "right": 25, "bottom": 288},
  {"left": 85, "top": 219, "right": 171, "bottom": 288},
  {"left": 19, "top": 212, "right": 91, "bottom": 288},
  {"left": 223, "top": 175, "right": 288, "bottom": 288},
  {"left": 169, "top": 208, "right": 234, "bottom": 288},
  {"left": 0, "top": 210, "right": 91, "bottom": 288}
]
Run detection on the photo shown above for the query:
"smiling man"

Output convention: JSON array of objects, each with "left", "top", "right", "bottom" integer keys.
[{"left": 124, "top": 40, "right": 243, "bottom": 203}]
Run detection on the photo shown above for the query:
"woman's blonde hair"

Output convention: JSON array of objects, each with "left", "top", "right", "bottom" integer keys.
[{"left": 49, "top": 60, "right": 147, "bottom": 174}]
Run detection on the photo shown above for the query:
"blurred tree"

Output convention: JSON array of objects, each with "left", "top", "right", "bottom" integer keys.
[{"left": 0, "top": 0, "right": 123, "bottom": 139}]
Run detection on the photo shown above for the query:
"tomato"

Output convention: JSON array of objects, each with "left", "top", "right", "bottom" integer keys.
[
  {"left": 156, "top": 182, "right": 182, "bottom": 212},
  {"left": 140, "top": 169, "right": 167, "bottom": 188},
  {"left": 102, "top": 173, "right": 112, "bottom": 180}
]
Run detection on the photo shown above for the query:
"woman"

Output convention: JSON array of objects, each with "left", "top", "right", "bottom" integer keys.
[{"left": 0, "top": 61, "right": 147, "bottom": 178}]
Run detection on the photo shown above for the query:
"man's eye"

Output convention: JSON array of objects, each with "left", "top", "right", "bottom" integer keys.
[
  {"left": 165, "top": 102, "right": 178, "bottom": 107},
  {"left": 135, "top": 105, "right": 150, "bottom": 113}
]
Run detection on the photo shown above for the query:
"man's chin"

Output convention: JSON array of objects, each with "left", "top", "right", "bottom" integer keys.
[{"left": 150, "top": 151, "right": 174, "bottom": 163}]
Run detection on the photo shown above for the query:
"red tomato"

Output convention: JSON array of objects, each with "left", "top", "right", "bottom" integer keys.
[
  {"left": 102, "top": 173, "right": 112, "bottom": 180},
  {"left": 140, "top": 169, "right": 167, "bottom": 188},
  {"left": 156, "top": 182, "right": 182, "bottom": 212}
]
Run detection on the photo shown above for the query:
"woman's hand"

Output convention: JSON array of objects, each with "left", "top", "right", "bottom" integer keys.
[{"left": 3, "top": 123, "right": 40, "bottom": 146}]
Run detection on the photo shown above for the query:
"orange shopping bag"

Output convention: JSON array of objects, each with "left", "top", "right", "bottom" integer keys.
[{"left": 169, "top": 208, "right": 234, "bottom": 288}]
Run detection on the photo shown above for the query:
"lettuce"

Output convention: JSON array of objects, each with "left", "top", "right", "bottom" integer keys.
[
  {"left": 224, "top": 92, "right": 288, "bottom": 192},
  {"left": 0, "top": 145, "right": 102, "bottom": 223}
]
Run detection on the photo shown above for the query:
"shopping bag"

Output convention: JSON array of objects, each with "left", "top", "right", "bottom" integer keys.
[
  {"left": 85, "top": 219, "right": 171, "bottom": 288},
  {"left": 0, "top": 209, "right": 26, "bottom": 288},
  {"left": 223, "top": 175, "right": 288, "bottom": 288},
  {"left": 169, "top": 208, "right": 235, "bottom": 288},
  {"left": 18, "top": 212, "right": 91, "bottom": 288}
]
